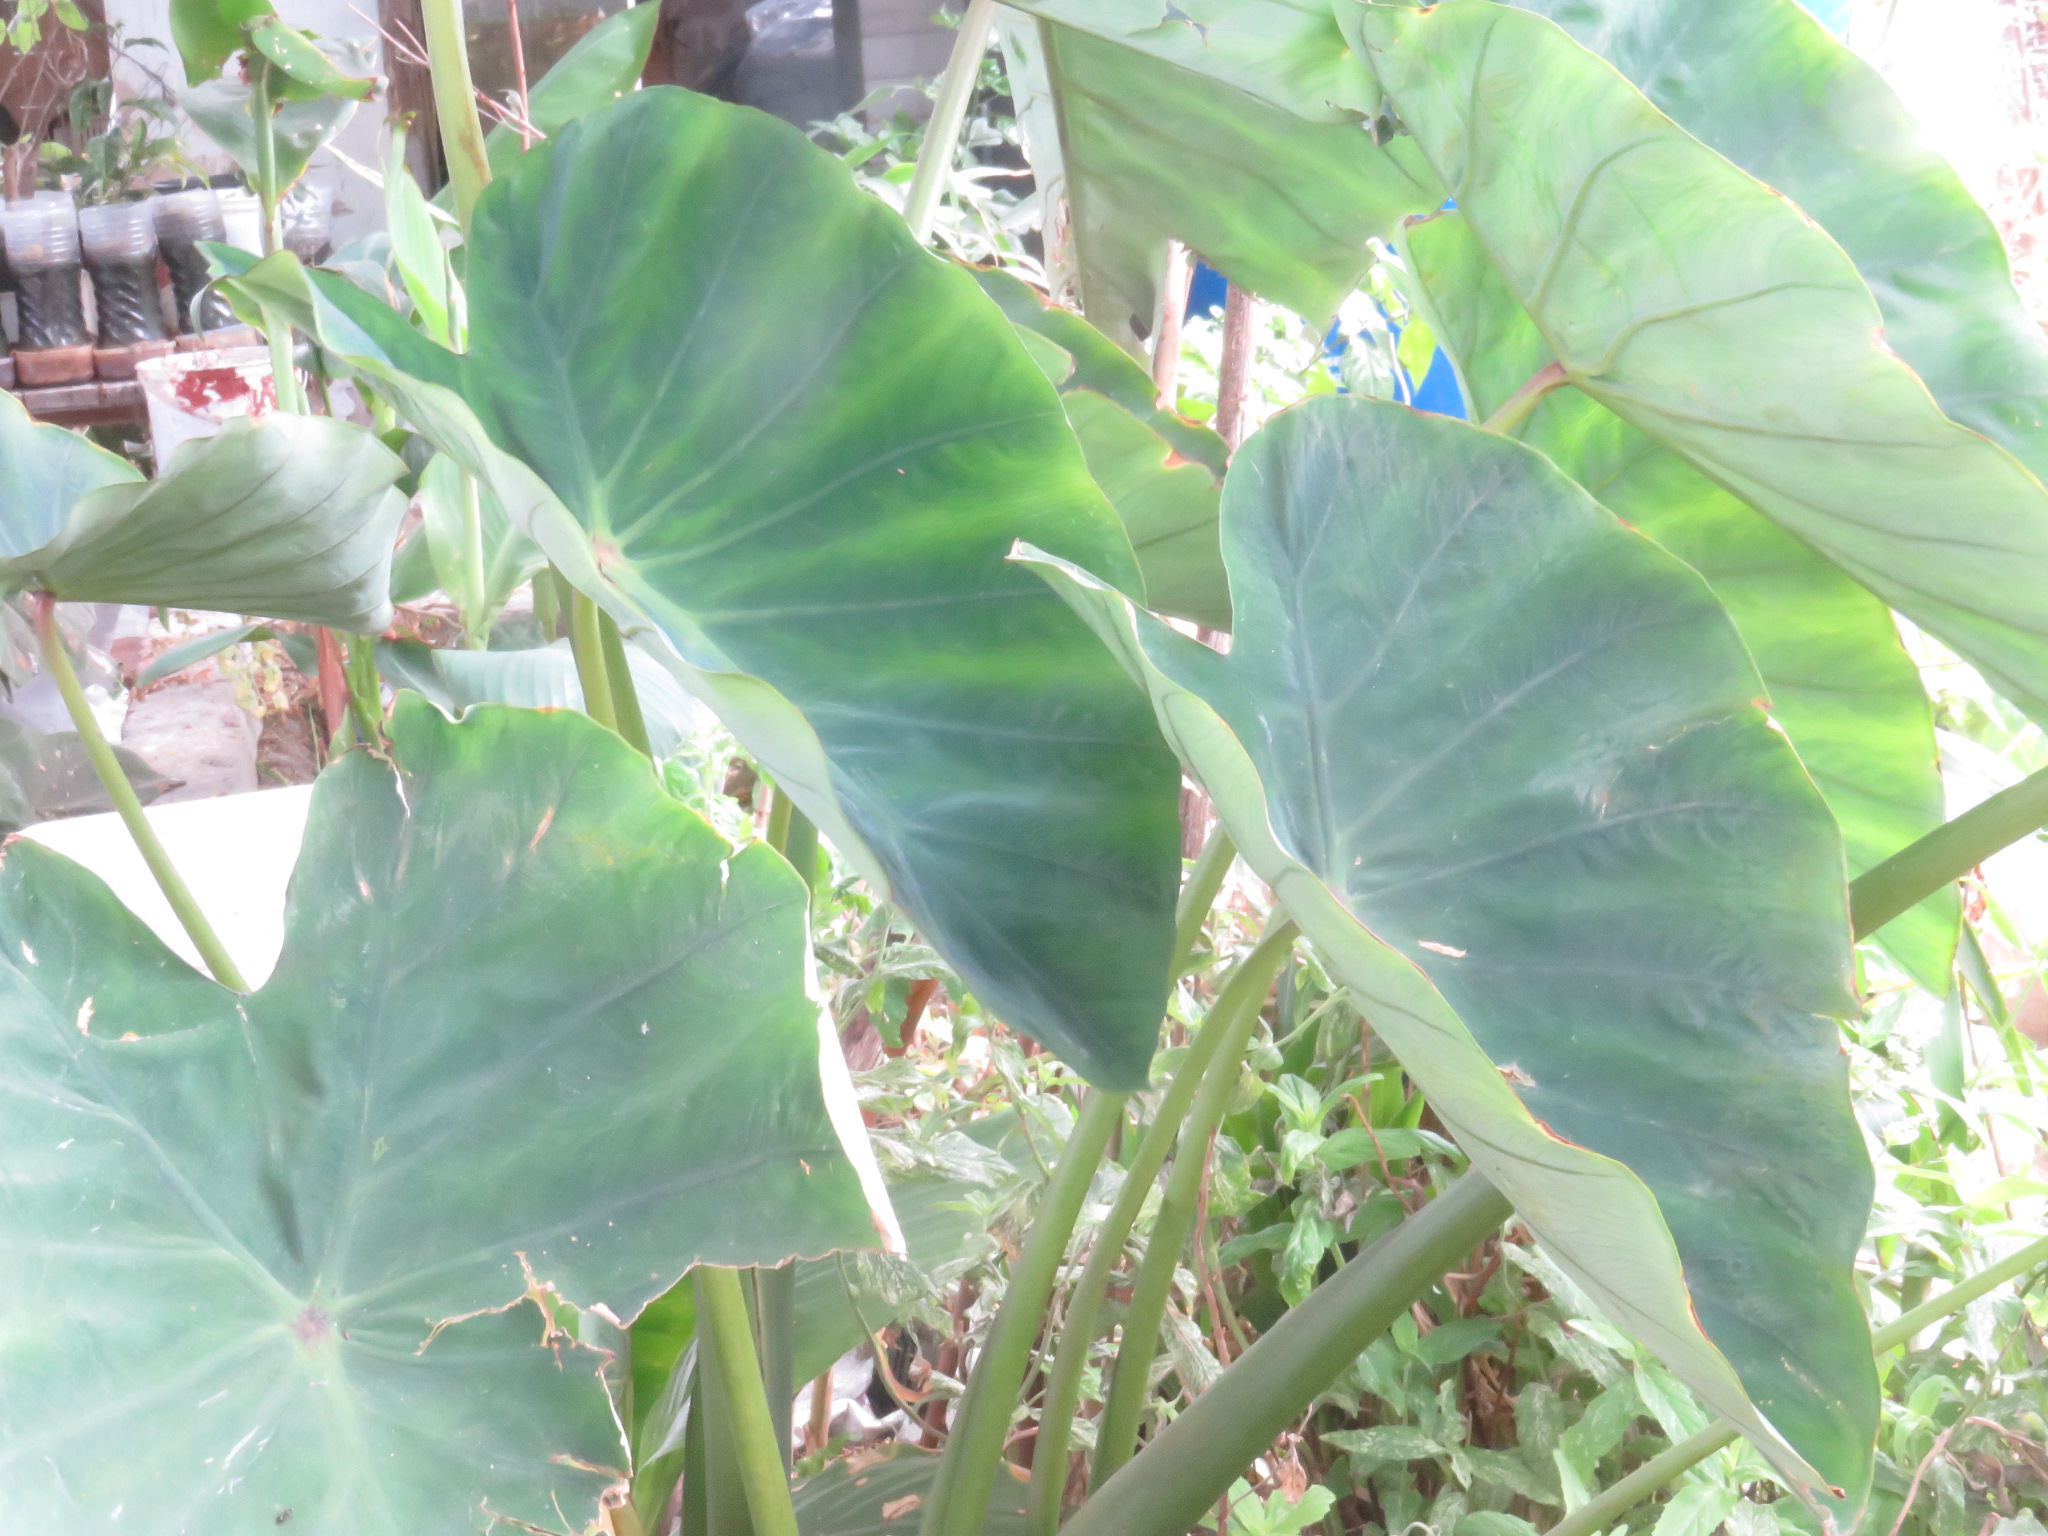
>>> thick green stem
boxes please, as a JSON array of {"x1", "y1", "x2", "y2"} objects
[
  {"x1": 693, "y1": 1267, "x2": 798, "y2": 1536},
  {"x1": 1170, "y1": 826, "x2": 1236, "y2": 977},
  {"x1": 921, "y1": 1087, "x2": 1130, "y2": 1536},
  {"x1": 596, "y1": 610, "x2": 651, "y2": 759},
  {"x1": 258, "y1": 301, "x2": 307, "y2": 415},
  {"x1": 754, "y1": 1263, "x2": 796, "y2": 1472},
  {"x1": 1064, "y1": 1173, "x2": 1512, "y2": 1536},
  {"x1": 458, "y1": 469, "x2": 488, "y2": 647},
  {"x1": 1026, "y1": 917, "x2": 1297, "y2": 1536},
  {"x1": 246, "y1": 62, "x2": 308, "y2": 415},
  {"x1": 690, "y1": 1325, "x2": 753, "y2": 1536},
  {"x1": 1092, "y1": 921, "x2": 1299, "y2": 1487},
  {"x1": 1542, "y1": 1233, "x2": 2048, "y2": 1536},
  {"x1": 765, "y1": 787, "x2": 820, "y2": 896},
  {"x1": 344, "y1": 633, "x2": 384, "y2": 746},
  {"x1": 34, "y1": 597, "x2": 250, "y2": 992},
  {"x1": 566, "y1": 582, "x2": 618, "y2": 734},
  {"x1": 1543, "y1": 1424, "x2": 1740, "y2": 1536},
  {"x1": 418, "y1": 0, "x2": 492, "y2": 235},
  {"x1": 677, "y1": 1352, "x2": 711, "y2": 1536},
  {"x1": 1850, "y1": 765, "x2": 2048, "y2": 940},
  {"x1": 1875, "y1": 1233, "x2": 2048, "y2": 1349},
  {"x1": 901, "y1": 0, "x2": 997, "y2": 243},
  {"x1": 250, "y1": 61, "x2": 282, "y2": 255}
]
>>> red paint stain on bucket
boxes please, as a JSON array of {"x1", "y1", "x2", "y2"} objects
[{"x1": 170, "y1": 362, "x2": 275, "y2": 417}]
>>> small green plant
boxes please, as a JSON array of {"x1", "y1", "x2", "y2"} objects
[{"x1": 35, "y1": 32, "x2": 196, "y2": 202}]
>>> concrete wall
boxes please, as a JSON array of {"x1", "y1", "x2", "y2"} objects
[{"x1": 859, "y1": 0, "x2": 959, "y2": 114}]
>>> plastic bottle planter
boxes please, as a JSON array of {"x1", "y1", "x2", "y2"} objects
[
  {"x1": 0, "y1": 195, "x2": 93, "y2": 387},
  {"x1": 153, "y1": 188, "x2": 244, "y2": 345},
  {"x1": 78, "y1": 200, "x2": 174, "y2": 380},
  {"x1": 280, "y1": 183, "x2": 334, "y2": 267}
]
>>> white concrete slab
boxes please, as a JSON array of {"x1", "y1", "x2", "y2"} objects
[{"x1": 20, "y1": 784, "x2": 313, "y2": 987}]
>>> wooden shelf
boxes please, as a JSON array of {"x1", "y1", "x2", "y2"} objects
[{"x1": 5, "y1": 379, "x2": 149, "y2": 428}]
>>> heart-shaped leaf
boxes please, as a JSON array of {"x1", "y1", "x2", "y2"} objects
[
  {"x1": 0, "y1": 699, "x2": 887, "y2": 1534},
  {"x1": 1022, "y1": 396, "x2": 1876, "y2": 1504},
  {"x1": 1406, "y1": 210, "x2": 1955, "y2": 988},
  {"x1": 1345, "y1": 0, "x2": 2048, "y2": 733},
  {"x1": 258, "y1": 90, "x2": 1186, "y2": 1089},
  {"x1": 1005, "y1": 1, "x2": 1441, "y2": 327},
  {"x1": 0, "y1": 399, "x2": 407, "y2": 631}
]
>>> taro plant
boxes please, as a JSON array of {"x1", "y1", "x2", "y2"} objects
[{"x1": 4, "y1": 1, "x2": 2048, "y2": 1534}]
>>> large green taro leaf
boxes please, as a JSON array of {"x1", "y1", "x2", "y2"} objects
[
  {"x1": 0, "y1": 700, "x2": 884, "y2": 1535},
  {"x1": 1021, "y1": 396, "x2": 1876, "y2": 1503},
  {"x1": 1406, "y1": 212, "x2": 1956, "y2": 989},
  {"x1": 1346, "y1": 0, "x2": 2048, "y2": 731},
  {"x1": 317, "y1": 88, "x2": 1184, "y2": 1090},
  {"x1": 1513, "y1": 0, "x2": 2048, "y2": 484},
  {"x1": 973, "y1": 266, "x2": 1231, "y2": 628},
  {"x1": 0, "y1": 393, "x2": 407, "y2": 631},
  {"x1": 1005, "y1": 1, "x2": 1441, "y2": 329}
]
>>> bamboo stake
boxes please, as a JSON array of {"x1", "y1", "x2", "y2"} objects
[
  {"x1": 902, "y1": 0, "x2": 997, "y2": 243},
  {"x1": 1152, "y1": 240, "x2": 1191, "y2": 410},
  {"x1": 1213, "y1": 284, "x2": 1256, "y2": 451}
]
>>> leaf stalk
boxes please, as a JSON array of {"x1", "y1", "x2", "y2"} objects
[
  {"x1": 692, "y1": 1266, "x2": 800, "y2": 1536},
  {"x1": 566, "y1": 579, "x2": 619, "y2": 734},
  {"x1": 1091, "y1": 918, "x2": 1298, "y2": 1486},
  {"x1": 344, "y1": 633, "x2": 384, "y2": 747},
  {"x1": 596, "y1": 610, "x2": 651, "y2": 759},
  {"x1": 1026, "y1": 916, "x2": 1296, "y2": 1536},
  {"x1": 32, "y1": 595, "x2": 250, "y2": 992},
  {"x1": 1849, "y1": 765, "x2": 2048, "y2": 940},
  {"x1": 1170, "y1": 826, "x2": 1236, "y2": 977},
  {"x1": 1480, "y1": 360, "x2": 1568, "y2": 436},
  {"x1": 1061, "y1": 1172, "x2": 1514, "y2": 1536},
  {"x1": 920, "y1": 1085, "x2": 1129, "y2": 1536}
]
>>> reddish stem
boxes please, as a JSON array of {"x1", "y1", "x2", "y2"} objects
[{"x1": 315, "y1": 627, "x2": 349, "y2": 746}]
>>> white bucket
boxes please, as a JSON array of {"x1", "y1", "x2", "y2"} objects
[{"x1": 135, "y1": 346, "x2": 275, "y2": 467}]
